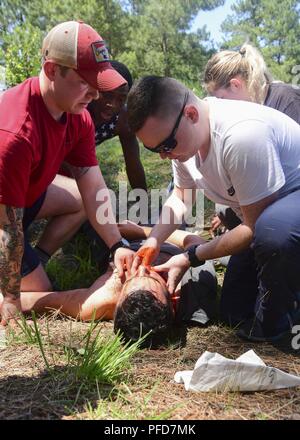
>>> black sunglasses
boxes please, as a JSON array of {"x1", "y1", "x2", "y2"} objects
[{"x1": 144, "y1": 92, "x2": 189, "y2": 154}]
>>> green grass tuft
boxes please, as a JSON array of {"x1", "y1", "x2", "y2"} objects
[{"x1": 68, "y1": 319, "x2": 146, "y2": 385}]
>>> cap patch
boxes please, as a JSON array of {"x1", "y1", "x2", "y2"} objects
[{"x1": 92, "y1": 41, "x2": 110, "y2": 63}]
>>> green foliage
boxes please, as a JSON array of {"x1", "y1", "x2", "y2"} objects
[
  {"x1": 0, "y1": 0, "x2": 222, "y2": 88},
  {"x1": 220, "y1": 0, "x2": 300, "y2": 82},
  {"x1": 46, "y1": 233, "x2": 99, "y2": 290},
  {"x1": 7, "y1": 311, "x2": 53, "y2": 371},
  {"x1": 69, "y1": 323, "x2": 145, "y2": 384},
  {"x1": 8, "y1": 311, "x2": 144, "y2": 386},
  {"x1": 7, "y1": 311, "x2": 40, "y2": 345},
  {"x1": 1, "y1": 0, "x2": 298, "y2": 87},
  {"x1": 1, "y1": 22, "x2": 42, "y2": 86},
  {"x1": 121, "y1": 0, "x2": 221, "y2": 85}
]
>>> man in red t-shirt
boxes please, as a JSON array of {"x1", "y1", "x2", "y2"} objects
[{"x1": 0, "y1": 21, "x2": 135, "y2": 325}]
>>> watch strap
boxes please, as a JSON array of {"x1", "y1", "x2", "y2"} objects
[
  {"x1": 110, "y1": 239, "x2": 131, "y2": 256},
  {"x1": 187, "y1": 244, "x2": 206, "y2": 267}
]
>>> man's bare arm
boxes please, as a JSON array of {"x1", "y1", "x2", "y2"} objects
[
  {"x1": 117, "y1": 108, "x2": 147, "y2": 190},
  {"x1": 1, "y1": 267, "x2": 120, "y2": 321},
  {"x1": 61, "y1": 163, "x2": 91, "y2": 181},
  {"x1": 194, "y1": 192, "x2": 279, "y2": 261},
  {"x1": 118, "y1": 220, "x2": 206, "y2": 250},
  {"x1": 0, "y1": 204, "x2": 24, "y2": 323}
]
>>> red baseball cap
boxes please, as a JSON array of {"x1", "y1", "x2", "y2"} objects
[{"x1": 42, "y1": 21, "x2": 127, "y2": 91}]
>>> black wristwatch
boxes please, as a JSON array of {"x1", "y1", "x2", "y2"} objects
[
  {"x1": 186, "y1": 244, "x2": 206, "y2": 267},
  {"x1": 110, "y1": 238, "x2": 131, "y2": 257}
]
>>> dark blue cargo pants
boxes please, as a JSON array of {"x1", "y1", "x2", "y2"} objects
[{"x1": 220, "y1": 190, "x2": 300, "y2": 338}]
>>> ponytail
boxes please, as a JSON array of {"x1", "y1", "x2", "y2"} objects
[{"x1": 204, "y1": 43, "x2": 272, "y2": 104}]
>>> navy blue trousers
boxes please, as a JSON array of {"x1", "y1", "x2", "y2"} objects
[
  {"x1": 220, "y1": 190, "x2": 300, "y2": 337},
  {"x1": 21, "y1": 192, "x2": 47, "y2": 277}
]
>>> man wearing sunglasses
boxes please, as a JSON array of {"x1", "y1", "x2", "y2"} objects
[{"x1": 126, "y1": 75, "x2": 300, "y2": 352}]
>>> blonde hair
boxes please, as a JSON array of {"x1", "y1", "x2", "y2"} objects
[{"x1": 203, "y1": 43, "x2": 273, "y2": 104}]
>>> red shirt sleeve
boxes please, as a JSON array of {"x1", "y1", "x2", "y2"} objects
[{"x1": 0, "y1": 131, "x2": 32, "y2": 207}]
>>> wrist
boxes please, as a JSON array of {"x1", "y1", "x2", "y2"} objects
[
  {"x1": 147, "y1": 235, "x2": 162, "y2": 248},
  {"x1": 110, "y1": 238, "x2": 131, "y2": 257},
  {"x1": 186, "y1": 244, "x2": 206, "y2": 267}
]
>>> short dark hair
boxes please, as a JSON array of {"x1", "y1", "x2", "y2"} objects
[
  {"x1": 110, "y1": 60, "x2": 133, "y2": 90},
  {"x1": 127, "y1": 76, "x2": 188, "y2": 133},
  {"x1": 113, "y1": 289, "x2": 173, "y2": 348}
]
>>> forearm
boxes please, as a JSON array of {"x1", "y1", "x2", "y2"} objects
[
  {"x1": 16, "y1": 270, "x2": 118, "y2": 321},
  {"x1": 0, "y1": 206, "x2": 24, "y2": 300},
  {"x1": 166, "y1": 230, "x2": 207, "y2": 250},
  {"x1": 195, "y1": 223, "x2": 253, "y2": 261},
  {"x1": 118, "y1": 221, "x2": 151, "y2": 240},
  {"x1": 149, "y1": 191, "x2": 190, "y2": 246},
  {"x1": 77, "y1": 167, "x2": 122, "y2": 248},
  {"x1": 12, "y1": 289, "x2": 85, "y2": 317},
  {"x1": 18, "y1": 288, "x2": 114, "y2": 321},
  {"x1": 125, "y1": 161, "x2": 147, "y2": 190},
  {"x1": 117, "y1": 221, "x2": 206, "y2": 251},
  {"x1": 195, "y1": 193, "x2": 278, "y2": 261},
  {"x1": 120, "y1": 135, "x2": 147, "y2": 190}
]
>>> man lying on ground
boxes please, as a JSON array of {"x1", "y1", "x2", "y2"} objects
[{"x1": 0, "y1": 222, "x2": 217, "y2": 347}]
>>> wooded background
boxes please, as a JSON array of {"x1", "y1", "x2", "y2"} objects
[{"x1": 0, "y1": 0, "x2": 299, "y2": 91}]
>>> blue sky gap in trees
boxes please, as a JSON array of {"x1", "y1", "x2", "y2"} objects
[{"x1": 191, "y1": 0, "x2": 235, "y2": 44}]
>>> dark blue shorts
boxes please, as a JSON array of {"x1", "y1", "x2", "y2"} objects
[{"x1": 21, "y1": 192, "x2": 47, "y2": 277}]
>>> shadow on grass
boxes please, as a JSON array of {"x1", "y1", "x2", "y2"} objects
[{"x1": 0, "y1": 366, "x2": 116, "y2": 420}]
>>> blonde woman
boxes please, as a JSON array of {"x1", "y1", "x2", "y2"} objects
[
  {"x1": 204, "y1": 43, "x2": 300, "y2": 124},
  {"x1": 204, "y1": 44, "x2": 300, "y2": 235}
]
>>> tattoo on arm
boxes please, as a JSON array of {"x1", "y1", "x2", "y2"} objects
[
  {"x1": 0, "y1": 206, "x2": 24, "y2": 300},
  {"x1": 62, "y1": 162, "x2": 91, "y2": 180}
]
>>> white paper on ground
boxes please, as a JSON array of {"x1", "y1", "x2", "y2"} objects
[{"x1": 174, "y1": 349, "x2": 300, "y2": 392}]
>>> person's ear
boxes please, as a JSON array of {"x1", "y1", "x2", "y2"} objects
[
  {"x1": 185, "y1": 104, "x2": 199, "y2": 124},
  {"x1": 228, "y1": 77, "x2": 244, "y2": 94},
  {"x1": 43, "y1": 61, "x2": 59, "y2": 81}
]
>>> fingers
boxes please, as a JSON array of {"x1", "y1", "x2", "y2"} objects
[
  {"x1": 210, "y1": 215, "x2": 223, "y2": 237},
  {"x1": 167, "y1": 272, "x2": 182, "y2": 295},
  {"x1": 138, "y1": 265, "x2": 147, "y2": 276},
  {"x1": 166, "y1": 278, "x2": 176, "y2": 295},
  {"x1": 115, "y1": 257, "x2": 124, "y2": 278},
  {"x1": 152, "y1": 263, "x2": 169, "y2": 273},
  {"x1": 113, "y1": 249, "x2": 136, "y2": 279},
  {"x1": 125, "y1": 253, "x2": 134, "y2": 277},
  {"x1": 132, "y1": 254, "x2": 142, "y2": 274}
]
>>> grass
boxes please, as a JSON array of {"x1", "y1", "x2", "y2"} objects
[
  {"x1": 46, "y1": 234, "x2": 99, "y2": 290},
  {"x1": 8, "y1": 311, "x2": 144, "y2": 387},
  {"x1": 97, "y1": 138, "x2": 173, "y2": 193},
  {"x1": 3, "y1": 312, "x2": 150, "y2": 419},
  {"x1": 2, "y1": 318, "x2": 300, "y2": 420},
  {"x1": 82, "y1": 381, "x2": 182, "y2": 420},
  {"x1": 69, "y1": 326, "x2": 145, "y2": 385}
]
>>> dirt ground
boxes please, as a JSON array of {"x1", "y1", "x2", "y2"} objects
[{"x1": 1, "y1": 317, "x2": 300, "y2": 420}]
